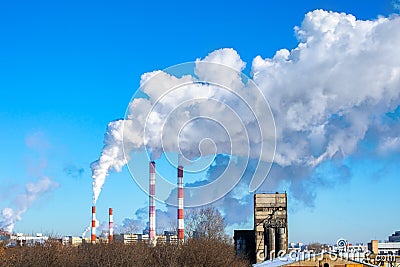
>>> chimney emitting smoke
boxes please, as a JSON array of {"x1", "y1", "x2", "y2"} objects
[
  {"x1": 149, "y1": 161, "x2": 156, "y2": 246},
  {"x1": 109, "y1": 208, "x2": 113, "y2": 243},
  {"x1": 91, "y1": 206, "x2": 96, "y2": 244},
  {"x1": 177, "y1": 165, "x2": 184, "y2": 242}
]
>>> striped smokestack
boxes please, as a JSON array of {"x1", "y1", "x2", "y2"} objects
[
  {"x1": 108, "y1": 208, "x2": 113, "y2": 243},
  {"x1": 177, "y1": 165, "x2": 184, "y2": 243},
  {"x1": 149, "y1": 161, "x2": 156, "y2": 246},
  {"x1": 91, "y1": 206, "x2": 96, "y2": 244}
]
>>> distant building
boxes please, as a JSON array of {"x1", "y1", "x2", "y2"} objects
[
  {"x1": 289, "y1": 242, "x2": 306, "y2": 251},
  {"x1": 99, "y1": 237, "x2": 109, "y2": 244},
  {"x1": 164, "y1": 231, "x2": 178, "y2": 244},
  {"x1": 114, "y1": 233, "x2": 148, "y2": 244},
  {"x1": 368, "y1": 240, "x2": 400, "y2": 255},
  {"x1": 367, "y1": 231, "x2": 400, "y2": 256},
  {"x1": 234, "y1": 230, "x2": 255, "y2": 263},
  {"x1": 0, "y1": 230, "x2": 11, "y2": 241},
  {"x1": 9, "y1": 233, "x2": 48, "y2": 246},
  {"x1": 114, "y1": 232, "x2": 177, "y2": 245},
  {"x1": 156, "y1": 235, "x2": 167, "y2": 244},
  {"x1": 62, "y1": 236, "x2": 83, "y2": 246},
  {"x1": 389, "y1": 231, "x2": 400, "y2": 243}
]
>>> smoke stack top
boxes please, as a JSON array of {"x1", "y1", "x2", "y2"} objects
[{"x1": 150, "y1": 161, "x2": 155, "y2": 173}]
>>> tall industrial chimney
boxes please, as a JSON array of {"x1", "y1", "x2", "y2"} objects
[
  {"x1": 149, "y1": 161, "x2": 156, "y2": 246},
  {"x1": 108, "y1": 208, "x2": 113, "y2": 243},
  {"x1": 91, "y1": 206, "x2": 96, "y2": 244},
  {"x1": 177, "y1": 165, "x2": 184, "y2": 243}
]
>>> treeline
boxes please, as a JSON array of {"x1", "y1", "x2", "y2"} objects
[{"x1": 0, "y1": 238, "x2": 250, "y2": 267}]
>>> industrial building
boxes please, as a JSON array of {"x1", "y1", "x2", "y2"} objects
[
  {"x1": 7, "y1": 233, "x2": 49, "y2": 247},
  {"x1": 61, "y1": 231, "x2": 178, "y2": 246},
  {"x1": 368, "y1": 240, "x2": 400, "y2": 255},
  {"x1": 114, "y1": 233, "x2": 149, "y2": 244},
  {"x1": 254, "y1": 193, "x2": 288, "y2": 262},
  {"x1": 155, "y1": 231, "x2": 179, "y2": 245},
  {"x1": 113, "y1": 232, "x2": 178, "y2": 245},
  {"x1": 234, "y1": 192, "x2": 288, "y2": 264},
  {"x1": 62, "y1": 236, "x2": 85, "y2": 246},
  {"x1": 364, "y1": 230, "x2": 400, "y2": 256},
  {"x1": 389, "y1": 231, "x2": 400, "y2": 243}
]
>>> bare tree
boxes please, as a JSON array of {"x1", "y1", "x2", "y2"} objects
[{"x1": 185, "y1": 206, "x2": 226, "y2": 241}]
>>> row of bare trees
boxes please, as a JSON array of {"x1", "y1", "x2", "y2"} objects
[
  {"x1": 0, "y1": 238, "x2": 249, "y2": 266},
  {"x1": 0, "y1": 207, "x2": 250, "y2": 266}
]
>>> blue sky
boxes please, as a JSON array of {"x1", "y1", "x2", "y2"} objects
[{"x1": 0, "y1": 0, "x2": 399, "y2": 244}]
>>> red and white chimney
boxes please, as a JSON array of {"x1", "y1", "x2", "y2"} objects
[
  {"x1": 149, "y1": 161, "x2": 156, "y2": 246},
  {"x1": 177, "y1": 165, "x2": 184, "y2": 243},
  {"x1": 91, "y1": 206, "x2": 96, "y2": 244},
  {"x1": 108, "y1": 208, "x2": 113, "y2": 243}
]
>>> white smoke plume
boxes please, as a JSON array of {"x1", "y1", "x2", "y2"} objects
[
  {"x1": 92, "y1": 49, "x2": 275, "y2": 204},
  {"x1": 81, "y1": 226, "x2": 90, "y2": 238},
  {"x1": 91, "y1": 120, "x2": 127, "y2": 204},
  {"x1": 91, "y1": 10, "x2": 400, "y2": 208},
  {"x1": 0, "y1": 176, "x2": 58, "y2": 233}
]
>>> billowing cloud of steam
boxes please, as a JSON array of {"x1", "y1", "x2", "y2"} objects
[
  {"x1": 91, "y1": 53, "x2": 276, "y2": 205},
  {"x1": 91, "y1": 10, "x2": 400, "y2": 210},
  {"x1": 0, "y1": 176, "x2": 58, "y2": 233},
  {"x1": 252, "y1": 10, "x2": 400, "y2": 169}
]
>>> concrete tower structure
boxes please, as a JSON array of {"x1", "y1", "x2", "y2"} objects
[{"x1": 254, "y1": 193, "x2": 288, "y2": 263}]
